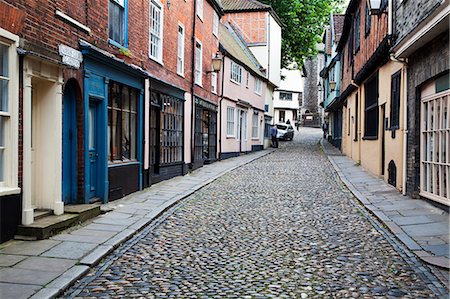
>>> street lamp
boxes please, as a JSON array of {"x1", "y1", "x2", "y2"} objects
[
  {"x1": 329, "y1": 81, "x2": 336, "y2": 91},
  {"x1": 367, "y1": 0, "x2": 385, "y2": 15},
  {"x1": 207, "y1": 52, "x2": 223, "y2": 73}
]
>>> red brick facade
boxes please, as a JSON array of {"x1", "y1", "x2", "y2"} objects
[{"x1": 222, "y1": 11, "x2": 267, "y2": 45}]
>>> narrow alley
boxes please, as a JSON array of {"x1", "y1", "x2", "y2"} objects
[{"x1": 63, "y1": 128, "x2": 447, "y2": 298}]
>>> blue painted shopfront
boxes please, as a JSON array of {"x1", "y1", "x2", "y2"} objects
[{"x1": 81, "y1": 45, "x2": 144, "y2": 203}]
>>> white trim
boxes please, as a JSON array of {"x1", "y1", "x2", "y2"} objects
[
  {"x1": 197, "y1": 0, "x2": 204, "y2": 21},
  {"x1": 394, "y1": 5, "x2": 450, "y2": 58},
  {"x1": 0, "y1": 187, "x2": 20, "y2": 196},
  {"x1": 177, "y1": 23, "x2": 185, "y2": 76},
  {"x1": 149, "y1": 0, "x2": 164, "y2": 63},
  {"x1": 55, "y1": 10, "x2": 91, "y2": 33},
  {"x1": 195, "y1": 39, "x2": 203, "y2": 86},
  {"x1": 213, "y1": 11, "x2": 219, "y2": 37}
]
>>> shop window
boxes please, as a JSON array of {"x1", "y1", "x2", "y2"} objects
[
  {"x1": 195, "y1": 41, "x2": 202, "y2": 86},
  {"x1": 280, "y1": 92, "x2": 292, "y2": 101},
  {"x1": 161, "y1": 94, "x2": 183, "y2": 164},
  {"x1": 177, "y1": 24, "x2": 184, "y2": 75},
  {"x1": 226, "y1": 107, "x2": 235, "y2": 137},
  {"x1": 108, "y1": 0, "x2": 127, "y2": 47},
  {"x1": 364, "y1": 73, "x2": 379, "y2": 139},
  {"x1": 230, "y1": 61, "x2": 242, "y2": 84},
  {"x1": 194, "y1": 104, "x2": 217, "y2": 161},
  {"x1": 252, "y1": 113, "x2": 259, "y2": 139},
  {"x1": 0, "y1": 31, "x2": 19, "y2": 192},
  {"x1": 108, "y1": 82, "x2": 138, "y2": 162},
  {"x1": 390, "y1": 71, "x2": 401, "y2": 129},
  {"x1": 150, "y1": 0, "x2": 163, "y2": 62}
]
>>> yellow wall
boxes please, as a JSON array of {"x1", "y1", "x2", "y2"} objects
[{"x1": 342, "y1": 61, "x2": 405, "y2": 191}]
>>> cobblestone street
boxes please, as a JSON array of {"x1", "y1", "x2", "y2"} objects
[{"x1": 65, "y1": 129, "x2": 445, "y2": 298}]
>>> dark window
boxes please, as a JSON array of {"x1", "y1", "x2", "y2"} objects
[
  {"x1": 160, "y1": 94, "x2": 183, "y2": 164},
  {"x1": 108, "y1": 0, "x2": 125, "y2": 45},
  {"x1": 108, "y1": 81, "x2": 138, "y2": 162},
  {"x1": 364, "y1": 73, "x2": 379, "y2": 138},
  {"x1": 381, "y1": 0, "x2": 388, "y2": 11},
  {"x1": 194, "y1": 105, "x2": 217, "y2": 161},
  {"x1": 355, "y1": 11, "x2": 360, "y2": 52},
  {"x1": 279, "y1": 92, "x2": 293, "y2": 101},
  {"x1": 365, "y1": 3, "x2": 371, "y2": 36},
  {"x1": 264, "y1": 104, "x2": 269, "y2": 112},
  {"x1": 354, "y1": 93, "x2": 359, "y2": 141},
  {"x1": 390, "y1": 71, "x2": 401, "y2": 129},
  {"x1": 348, "y1": 29, "x2": 354, "y2": 64},
  {"x1": 279, "y1": 110, "x2": 285, "y2": 122},
  {"x1": 348, "y1": 108, "x2": 351, "y2": 136}
]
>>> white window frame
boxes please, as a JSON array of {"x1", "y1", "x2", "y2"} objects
[
  {"x1": 149, "y1": 0, "x2": 164, "y2": 63},
  {"x1": 230, "y1": 61, "x2": 242, "y2": 85},
  {"x1": 246, "y1": 72, "x2": 249, "y2": 88},
  {"x1": 213, "y1": 12, "x2": 219, "y2": 37},
  {"x1": 420, "y1": 89, "x2": 450, "y2": 205},
  {"x1": 177, "y1": 23, "x2": 185, "y2": 76},
  {"x1": 0, "y1": 28, "x2": 20, "y2": 195},
  {"x1": 195, "y1": 40, "x2": 203, "y2": 86},
  {"x1": 254, "y1": 78, "x2": 262, "y2": 95},
  {"x1": 197, "y1": 0, "x2": 204, "y2": 20},
  {"x1": 211, "y1": 66, "x2": 217, "y2": 94},
  {"x1": 226, "y1": 107, "x2": 235, "y2": 137},
  {"x1": 252, "y1": 113, "x2": 259, "y2": 139}
]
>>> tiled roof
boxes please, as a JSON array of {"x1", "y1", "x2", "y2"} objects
[
  {"x1": 219, "y1": 23, "x2": 266, "y2": 79},
  {"x1": 333, "y1": 14, "x2": 345, "y2": 44},
  {"x1": 222, "y1": 0, "x2": 271, "y2": 11}
]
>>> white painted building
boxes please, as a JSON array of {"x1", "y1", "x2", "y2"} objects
[{"x1": 273, "y1": 66, "x2": 304, "y2": 126}]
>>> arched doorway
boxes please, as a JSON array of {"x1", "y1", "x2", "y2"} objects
[{"x1": 62, "y1": 79, "x2": 81, "y2": 204}]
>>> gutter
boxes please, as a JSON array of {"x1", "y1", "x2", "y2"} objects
[{"x1": 190, "y1": 0, "x2": 198, "y2": 168}]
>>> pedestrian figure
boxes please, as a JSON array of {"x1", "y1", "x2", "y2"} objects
[
  {"x1": 296, "y1": 121, "x2": 300, "y2": 131},
  {"x1": 270, "y1": 124, "x2": 278, "y2": 148},
  {"x1": 322, "y1": 122, "x2": 329, "y2": 139}
]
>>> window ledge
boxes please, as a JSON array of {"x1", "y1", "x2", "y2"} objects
[
  {"x1": 362, "y1": 136, "x2": 378, "y2": 140},
  {"x1": 108, "y1": 39, "x2": 126, "y2": 49},
  {"x1": 149, "y1": 56, "x2": 164, "y2": 66},
  {"x1": 230, "y1": 79, "x2": 241, "y2": 86},
  {"x1": 226, "y1": 136, "x2": 235, "y2": 139},
  {"x1": 0, "y1": 187, "x2": 21, "y2": 196}
]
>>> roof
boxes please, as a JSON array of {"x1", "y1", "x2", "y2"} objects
[
  {"x1": 222, "y1": 0, "x2": 283, "y2": 26},
  {"x1": 207, "y1": 0, "x2": 225, "y2": 15},
  {"x1": 222, "y1": 0, "x2": 271, "y2": 11},
  {"x1": 333, "y1": 14, "x2": 345, "y2": 44},
  {"x1": 219, "y1": 23, "x2": 267, "y2": 79}
]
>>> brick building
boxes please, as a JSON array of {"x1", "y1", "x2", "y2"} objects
[
  {"x1": 338, "y1": 0, "x2": 405, "y2": 192},
  {"x1": 0, "y1": 0, "x2": 224, "y2": 243},
  {"x1": 392, "y1": 0, "x2": 449, "y2": 206}
]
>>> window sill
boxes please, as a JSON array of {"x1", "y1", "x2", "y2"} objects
[
  {"x1": 226, "y1": 136, "x2": 235, "y2": 139},
  {"x1": 195, "y1": 82, "x2": 203, "y2": 88},
  {"x1": 230, "y1": 79, "x2": 241, "y2": 86},
  {"x1": 251, "y1": 138, "x2": 259, "y2": 141},
  {"x1": 0, "y1": 187, "x2": 21, "y2": 196},
  {"x1": 108, "y1": 160, "x2": 140, "y2": 168},
  {"x1": 108, "y1": 39, "x2": 126, "y2": 50},
  {"x1": 149, "y1": 56, "x2": 164, "y2": 66},
  {"x1": 362, "y1": 136, "x2": 378, "y2": 140},
  {"x1": 177, "y1": 72, "x2": 185, "y2": 78}
]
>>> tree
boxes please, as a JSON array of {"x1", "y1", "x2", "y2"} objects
[{"x1": 260, "y1": 0, "x2": 344, "y2": 68}]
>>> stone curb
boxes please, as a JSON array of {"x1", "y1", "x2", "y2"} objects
[
  {"x1": 320, "y1": 139, "x2": 450, "y2": 270},
  {"x1": 37, "y1": 149, "x2": 275, "y2": 299}
]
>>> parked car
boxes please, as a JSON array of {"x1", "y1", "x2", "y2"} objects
[{"x1": 276, "y1": 123, "x2": 294, "y2": 141}]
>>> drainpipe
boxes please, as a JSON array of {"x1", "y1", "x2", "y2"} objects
[
  {"x1": 218, "y1": 54, "x2": 225, "y2": 159},
  {"x1": 190, "y1": 0, "x2": 198, "y2": 168},
  {"x1": 391, "y1": 55, "x2": 408, "y2": 195}
]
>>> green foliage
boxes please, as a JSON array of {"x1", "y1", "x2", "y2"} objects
[{"x1": 260, "y1": 0, "x2": 345, "y2": 68}]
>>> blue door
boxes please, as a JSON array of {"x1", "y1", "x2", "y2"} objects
[
  {"x1": 62, "y1": 82, "x2": 77, "y2": 204},
  {"x1": 88, "y1": 101, "x2": 99, "y2": 199}
]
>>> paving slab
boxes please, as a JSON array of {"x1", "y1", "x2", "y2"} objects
[
  {"x1": 0, "y1": 282, "x2": 40, "y2": 299},
  {"x1": 41, "y1": 241, "x2": 97, "y2": 259},
  {"x1": 0, "y1": 240, "x2": 61, "y2": 256},
  {"x1": 13, "y1": 256, "x2": 76, "y2": 272},
  {"x1": 0, "y1": 254, "x2": 27, "y2": 267},
  {"x1": 0, "y1": 267, "x2": 60, "y2": 285}
]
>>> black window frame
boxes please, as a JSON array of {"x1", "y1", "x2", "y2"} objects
[
  {"x1": 363, "y1": 73, "x2": 379, "y2": 139},
  {"x1": 390, "y1": 71, "x2": 401, "y2": 130},
  {"x1": 355, "y1": 10, "x2": 361, "y2": 53},
  {"x1": 365, "y1": 3, "x2": 371, "y2": 37}
]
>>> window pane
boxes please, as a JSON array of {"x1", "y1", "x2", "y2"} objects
[
  {"x1": 130, "y1": 88, "x2": 137, "y2": 112},
  {"x1": 122, "y1": 86, "x2": 130, "y2": 111},
  {"x1": 0, "y1": 148, "x2": 3, "y2": 182},
  {"x1": 0, "y1": 79, "x2": 7, "y2": 112},
  {"x1": 122, "y1": 111, "x2": 130, "y2": 159},
  {"x1": 131, "y1": 112, "x2": 136, "y2": 160},
  {"x1": 113, "y1": 109, "x2": 121, "y2": 160},
  {"x1": 0, "y1": 44, "x2": 8, "y2": 77}
]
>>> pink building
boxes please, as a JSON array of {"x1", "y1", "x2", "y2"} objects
[{"x1": 218, "y1": 23, "x2": 268, "y2": 158}]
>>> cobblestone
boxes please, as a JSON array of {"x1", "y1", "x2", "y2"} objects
[{"x1": 64, "y1": 128, "x2": 445, "y2": 298}]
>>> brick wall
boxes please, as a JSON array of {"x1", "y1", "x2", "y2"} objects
[
  {"x1": 340, "y1": 0, "x2": 389, "y2": 93},
  {"x1": 406, "y1": 32, "x2": 449, "y2": 198},
  {"x1": 393, "y1": 0, "x2": 441, "y2": 47},
  {"x1": 222, "y1": 11, "x2": 267, "y2": 45}
]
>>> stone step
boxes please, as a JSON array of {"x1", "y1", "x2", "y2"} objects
[
  {"x1": 16, "y1": 204, "x2": 102, "y2": 240},
  {"x1": 34, "y1": 209, "x2": 53, "y2": 220}
]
